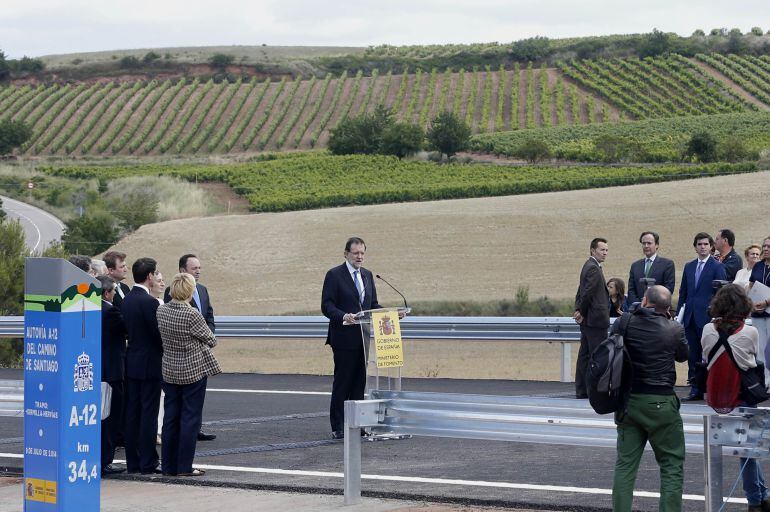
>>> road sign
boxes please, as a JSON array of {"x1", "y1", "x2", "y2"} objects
[{"x1": 24, "y1": 258, "x2": 101, "y2": 511}]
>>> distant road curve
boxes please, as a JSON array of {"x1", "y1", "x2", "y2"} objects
[{"x1": 0, "y1": 195, "x2": 65, "y2": 253}]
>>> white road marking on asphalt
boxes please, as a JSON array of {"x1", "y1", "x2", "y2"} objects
[
  {"x1": 6, "y1": 207, "x2": 42, "y2": 252},
  {"x1": 207, "y1": 388, "x2": 331, "y2": 396},
  {"x1": 0, "y1": 452, "x2": 747, "y2": 504}
]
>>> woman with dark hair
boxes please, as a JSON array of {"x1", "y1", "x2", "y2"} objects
[
  {"x1": 607, "y1": 277, "x2": 630, "y2": 317},
  {"x1": 701, "y1": 284, "x2": 768, "y2": 511}
]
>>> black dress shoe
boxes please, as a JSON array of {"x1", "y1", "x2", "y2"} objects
[
  {"x1": 140, "y1": 467, "x2": 163, "y2": 475},
  {"x1": 681, "y1": 393, "x2": 704, "y2": 402},
  {"x1": 576, "y1": 393, "x2": 588, "y2": 399},
  {"x1": 331, "y1": 430, "x2": 344, "y2": 439},
  {"x1": 102, "y1": 464, "x2": 125, "y2": 476},
  {"x1": 197, "y1": 431, "x2": 216, "y2": 441}
]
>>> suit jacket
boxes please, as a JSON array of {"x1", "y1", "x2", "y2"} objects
[
  {"x1": 322, "y1": 263, "x2": 381, "y2": 350},
  {"x1": 156, "y1": 302, "x2": 220, "y2": 385},
  {"x1": 122, "y1": 286, "x2": 163, "y2": 380},
  {"x1": 721, "y1": 249, "x2": 743, "y2": 282},
  {"x1": 574, "y1": 257, "x2": 610, "y2": 329},
  {"x1": 627, "y1": 255, "x2": 676, "y2": 304},
  {"x1": 164, "y1": 282, "x2": 215, "y2": 334},
  {"x1": 101, "y1": 301, "x2": 127, "y2": 382},
  {"x1": 111, "y1": 282, "x2": 131, "y2": 309},
  {"x1": 677, "y1": 256, "x2": 726, "y2": 329}
]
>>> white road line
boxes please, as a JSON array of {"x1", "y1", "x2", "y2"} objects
[
  {"x1": 0, "y1": 453, "x2": 747, "y2": 504},
  {"x1": 7, "y1": 207, "x2": 42, "y2": 252},
  {"x1": 207, "y1": 388, "x2": 331, "y2": 396}
]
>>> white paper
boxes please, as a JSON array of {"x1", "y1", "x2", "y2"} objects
[
  {"x1": 676, "y1": 303, "x2": 686, "y2": 324},
  {"x1": 748, "y1": 281, "x2": 770, "y2": 314}
]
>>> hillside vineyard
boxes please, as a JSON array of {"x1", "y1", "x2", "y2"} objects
[{"x1": 1, "y1": 53, "x2": 766, "y2": 156}]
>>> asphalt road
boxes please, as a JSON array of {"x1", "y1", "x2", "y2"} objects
[
  {"x1": 0, "y1": 369, "x2": 753, "y2": 511},
  {"x1": 0, "y1": 195, "x2": 64, "y2": 253}
]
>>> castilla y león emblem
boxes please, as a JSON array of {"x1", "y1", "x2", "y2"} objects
[
  {"x1": 73, "y1": 352, "x2": 93, "y2": 392},
  {"x1": 378, "y1": 315, "x2": 395, "y2": 336}
]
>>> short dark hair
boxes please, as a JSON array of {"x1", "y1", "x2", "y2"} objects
[
  {"x1": 103, "y1": 251, "x2": 127, "y2": 270},
  {"x1": 693, "y1": 232, "x2": 714, "y2": 248},
  {"x1": 710, "y1": 284, "x2": 752, "y2": 320},
  {"x1": 639, "y1": 231, "x2": 659, "y2": 245},
  {"x1": 590, "y1": 237, "x2": 607, "y2": 251},
  {"x1": 718, "y1": 229, "x2": 735, "y2": 247},
  {"x1": 345, "y1": 237, "x2": 366, "y2": 252},
  {"x1": 178, "y1": 254, "x2": 197, "y2": 270},
  {"x1": 132, "y1": 257, "x2": 157, "y2": 283},
  {"x1": 96, "y1": 275, "x2": 116, "y2": 292},
  {"x1": 68, "y1": 255, "x2": 91, "y2": 273},
  {"x1": 644, "y1": 285, "x2": 671, "y2": 310}
]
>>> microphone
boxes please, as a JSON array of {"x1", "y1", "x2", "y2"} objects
[{"x1": 375, "y1": 274, "x2": 408, "y2": 309}]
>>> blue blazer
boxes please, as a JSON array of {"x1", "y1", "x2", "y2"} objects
[
  {"x1": 322, "y1": 263, "x2": 381, "y2": 351},
  {"x1": 676, "y1": 257, "x2": 726, "y2": 329}
]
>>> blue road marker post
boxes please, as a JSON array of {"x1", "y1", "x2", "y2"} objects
[{"x1": 23, "y1": 258, "x2": 101, "y2": 511}]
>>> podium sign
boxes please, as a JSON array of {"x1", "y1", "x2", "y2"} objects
[
  {"x1": 23, "y1": 258, "x2": 101, "y2": 511},
  {"x1": 371, "y1": 309, "x2": 404, "y2": 368}
]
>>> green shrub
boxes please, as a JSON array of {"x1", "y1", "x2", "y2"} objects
[
  {"x1": 518, "y1": 139, "x2": 552, "y2": 163},
  {"x1": 62, "y1": 209, "x2": 120, "y2": 256},
  {"x1": 380, "y1": 122, "x2": 423, "y2": 159},
  {"x1": 426, "y1": 111, "x2": 471, "y2": 160},
  {"x1": 684, "y1": 131, "x2": 718, "y2": 162}
]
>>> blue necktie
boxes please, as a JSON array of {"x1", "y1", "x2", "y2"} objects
[
  {"x1": 695, "y1": 260, "x2": 704, "y2": 287},
  {"x1": 192, "y1": 286, "x2": 202, "y2": 313},
  {"x1": 353, "y1": 270, "x2": 364, "y2": 304}
]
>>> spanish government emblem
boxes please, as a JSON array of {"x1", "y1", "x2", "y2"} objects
[{"x1": 73, "y1": 352, "x2": 94, "y2": 392}]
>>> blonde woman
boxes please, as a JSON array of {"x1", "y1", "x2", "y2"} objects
[
  {"x1": 156, "y1": 273, "x2": 221, "y2": 477},
  {"x1": 734, "y1": 244, "x2": 762, "y2": 290},
  {"x1": 151, "y1": 272, "x2": 166, "y2": 444}
]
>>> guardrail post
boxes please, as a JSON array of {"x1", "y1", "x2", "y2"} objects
[
  {"x1": 560, "y1": 342, "x2": 572, "y2": 383},
  {"x1": 703, "y1": 415, "x2": 723, "y2": 512},
  {"x1": 343, "y1": 401, "x2": 362, "y2": 505}
]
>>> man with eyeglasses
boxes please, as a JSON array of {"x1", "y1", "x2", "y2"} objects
[{"x1": 97, "y1": 275, "x2": 127, "y2": 476}]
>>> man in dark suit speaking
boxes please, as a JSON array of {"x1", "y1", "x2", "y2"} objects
[
  {"x1": 627, "y1": 231, "x2": 676, "y2": 305},
  {"x1": 322, "y1": 237, "x2": 381, "y2": 439},
  {"x1": 164, "y1": 254, "x2": 217, "y2": 441},
  {"x1": 574, "y1": 237, "x2": 610, "y2": 399}
]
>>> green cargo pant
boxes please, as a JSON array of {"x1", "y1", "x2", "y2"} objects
[{"x1": 612, "y1": 393, "x2": 685, "y2": 512}]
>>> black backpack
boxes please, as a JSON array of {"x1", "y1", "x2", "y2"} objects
[{"x1": 587, "y1": 313, "x2": 632, "y2": 414}]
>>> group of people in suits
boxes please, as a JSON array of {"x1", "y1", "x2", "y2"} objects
[
  {"x1": 96, "y1": 251, "x2": 219, "y2": 477},
  {"x1": 572, "y1": 228, "x2": 770, "y2": 402}
]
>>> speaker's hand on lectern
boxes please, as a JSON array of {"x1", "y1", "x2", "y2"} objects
[{"x1": 343, "y1": 313, "x2": 357, "y2": 324}]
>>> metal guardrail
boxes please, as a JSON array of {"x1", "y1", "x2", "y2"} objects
[
  {"x1": 341, "y1": 390, "x2": 744, "y2": 506},
  {"x1": 0, "y1": 315, "x2": 583, "y2": 382}
]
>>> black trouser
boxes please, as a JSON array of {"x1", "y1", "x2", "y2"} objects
[
  {"x1": 575, "y1": 324, "x2": 609, "y2": 396},
  {"x1": 101, "y1": 380, "x2": 124, "y2": 467},
  {"x1": 685, "y1": 319, "x2": 705, "y2": 394},
  {"x1": 124, "y1": 377, "x2": 161, "y2": 473},
  {"x1": 330, "y1": 348, "x2": 367, "y2": 432},
  {"x1": 161, "y1": 377, "x2": 207, "y2": 475}
]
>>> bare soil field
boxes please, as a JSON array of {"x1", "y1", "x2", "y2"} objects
[{"x1": 109, "y1": 172, "x2": 768, "y2": 380}]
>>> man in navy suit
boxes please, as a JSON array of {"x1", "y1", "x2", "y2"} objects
[
  {"x1": 97, "y1": 275, "x2": 127, "y2": 476},
  {"x1": 573, "y1": 237, "x2": 610, "y2": 399},
  {"x1": 322, "y1": 237, "x2": 381, "y2": 438},
  {"x1": 677, "y1": 232, "x2": 726, "y2": 401},
  {"x1": 122, "y1": 257, "x2": 163, "y2": 474},
  {"x1": 104, "y1": 251, "x2": 131, "y2": 309},
  {"x1": 627, "y1": 232, "x2": 676, "y2": 305},
  {"x1": 164, "y1": 254, "x2": 217, "y2": 441}
]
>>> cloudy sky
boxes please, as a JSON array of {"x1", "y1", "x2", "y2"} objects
[{"x1": 2, "y1": 0, "x2": 769, "y2": 58}]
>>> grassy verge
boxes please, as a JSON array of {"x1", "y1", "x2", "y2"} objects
[{"x1": 40, "y1": 154, "x2": 758, "y2": 212}]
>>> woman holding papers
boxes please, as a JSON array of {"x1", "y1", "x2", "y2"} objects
[
  {"x1": 735, "y1": 244, "x2": 762, "y2": 290},
  {"x1": 749, "y1": 237, "x2": 770, "y2": 384}
]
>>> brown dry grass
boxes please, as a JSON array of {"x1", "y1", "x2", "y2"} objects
[{"x1": 109, "y1": 172, "x2": 769, "y2": 380}]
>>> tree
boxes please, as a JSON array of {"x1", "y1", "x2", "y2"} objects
[
  {"x1": 692, "y1": 29, "x2": 706, "y2": 37},
  {"x1": 426, "y1": 111, "x2": 471, "y2": 160},
  {"x1": 718, "y1": 136, "x2": 749, "y2": 162},
  {"x1": 0, "y1": 198, "x2": 5, "y2": 222},
  {"x1": 684, "y1": 132, "x2": 717, "y2": 162},
  {"x1": 61, "y1": 209, "x2": 119, "y2": 256},
  {"x1": 639, "y1": 29, "x2": 672, "y2": 58},
  {"x1": 0, "y1": 119, "x2": 32, "y2": 155},
  {"x1": 0, "y1": 50, "x2": 10, "y2": 81},
  {"x1": 328, "y1": 106, "x2": 392, "y2": 155},
  {"x1": 119, "y1": 56, "x2": 141, "y2": 69},
  {"x1": 517, "y1": 139, "x2": 552, "y2": 163},
  {"x1": 751, "y1": 27, "x2": 764, "y2": 36},
  {"x1": 380, "y1": 122, "x2": 423, "y2": 159},
  {"x1": 0, "y1": 218, "x2": 26, "y2": 315},
  {"x1": 143, "y1": 51, "x2": 161, "y2": 63},
  {"x1": 210, "y1": 53, "x2": 235, "y2": 69}
]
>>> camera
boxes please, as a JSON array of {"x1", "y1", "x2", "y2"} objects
[
  {"x1": 712, "y1": 280, "x2": 730, "y2": 290},
  {"x1": 638, "y1": 277, "x2": 656, "y2": 294}
]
